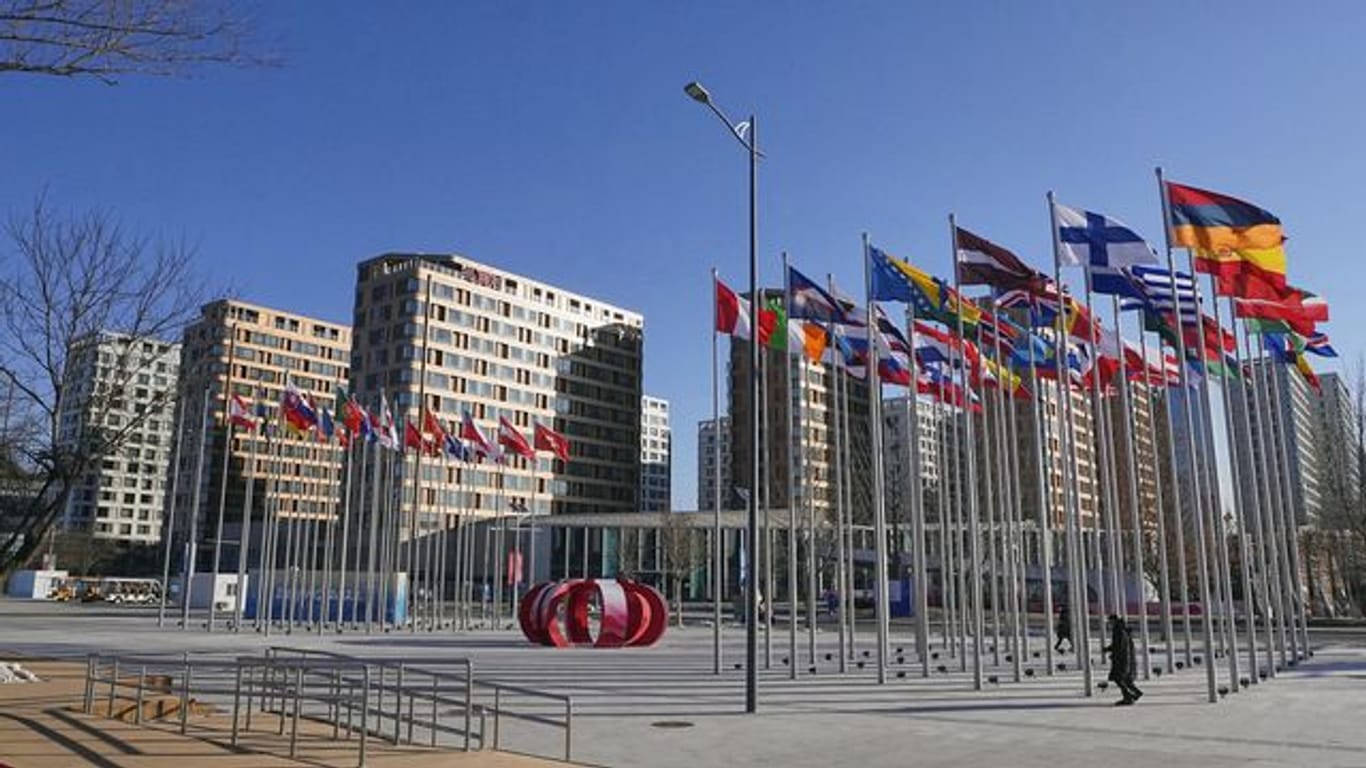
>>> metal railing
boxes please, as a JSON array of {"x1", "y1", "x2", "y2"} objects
[{"x1": 82, "y1": 647, "x2": 574, "y2": 765}]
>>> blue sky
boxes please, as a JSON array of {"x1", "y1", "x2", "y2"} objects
[{"x1": 8, "y1": 1, "x2": 1363, "y2": 509}]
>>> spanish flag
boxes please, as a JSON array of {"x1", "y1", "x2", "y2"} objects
[{"x1": 1165, "y1": 181, "x2": 1286, "y2": 286}]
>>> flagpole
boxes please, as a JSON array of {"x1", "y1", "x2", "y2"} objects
[
  {"x1": 233, "y1": 387, "x2": 260, "y2": 633},
  {"x1": 976, "y1": 319, "x2": 1003, "y2": 670},
  {"x1": 1235, "y1": 319, "x2": 1280, "y2": 677},
  {"x1": 365, "y1": 400, "x2": 382, "y2": 633},
  {"x1": 335, "y1": 429, "x2": 354, "y2": 631},
  {"x1": 991, "y1": 314, "x2": 1023, "y2": 682},
  {"x1": 840, "y1": 334, "x2": 857, "y2": 665},
  {"x1": 1111, "y1": 297, "x2": 1152, "y2": 678},
  {"x1": 782, "y1": 254, "x2": 798, "y2": 680},
  {"x1": 180, "y1": 388, "x2": 210, "y2": 631},
  {"x1": 1025, "y1": 318, "x2": 1056, "y2": 676},
  {"x1": 1136, "y1": 329, "x2": 1176, "y2": 675},
  {"x1": 1264, "y1": 337, "x2": 1309, "y2": 660},
  {"x1": 802, "y1": 349, "x2": 818, "y2": 667},
  {"x1": 827, "y1": 275, "x2": 849, "y2": 673},
  {"x1": 1206, "y1": 284, "x2": 1251, "y2": 688},
  {"x1": 1255, "y1": 333, "x2": 1293, "y2": 668},
  {"x1": 715, "y1": 269, "x2": 726, "y2": 669},
  {"x1": 947, "y1": 343, "x2": 968, "y2": 671},
  {"x1": 157, "y1": 386, "x2": 187, "y2": 629},
  {"x1": 1184, "y1": 251, "x2": 1240, "y2": 692},
  {"x1": 1156, "y1": 168, "x2": 1219, "y2": 703},
  {"x1": 1047, "y1": 192, "x2": 1092, "y2": 694},
  {"x1": 863, "y1": 235, "x2": 891, "y2": 684},
  {"x1": 259, "y1": 416, "x2": 279, "y2": 634},
  {"x1": 947, "y1": 217, "x2": 984, "y2": 690},
  {"x1": 206, "y1": 330, "x2": 238, "y2": 632},
  {"x1": 934, "y1": 388, "x2": 953, "y2": 656},
  {"x1": 1211, "y1": 291, "x2": 1260, "y2": 685},
  {"x1": 906, "y1": 307, "x2": 930, "y2": 677}
]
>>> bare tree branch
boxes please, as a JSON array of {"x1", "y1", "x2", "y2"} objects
[{"x1": 0, "y1": 0, "x2": 277, "y2": 84}]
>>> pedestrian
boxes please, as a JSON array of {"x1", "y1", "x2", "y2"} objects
[
  {"x1": 825, "y1": 588, "x2": 839, "y2": 618},
  {"x1": 1054, "y1": 602, "x2": 1073, "y2": 654},
  {"x1": 1104, "y1": 614, "x2": 1143, "y2": 705}
]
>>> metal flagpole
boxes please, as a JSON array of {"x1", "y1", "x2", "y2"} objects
[
  {"x1": 319, "y1": 437, "x2": 337, "y2": 633},
  {"x1": 1212, "y1": 292, "x2": 1260, "y2": 685},
  {"x1": 1155, "y1": 333, "x2": 1194, "y2": 668},
  {"x1": 335, "y1": 432, "x2": 354, "y2": 631},
  {"x1": 1207, "y1": 285, "x2": 1251, "y2": 688},
  {"x1": 935, "y1": 395, "x2": 953, "y2": 655},
  {"x1": 977, "y1": 320, "x2": 1003, "y2": 669},
  {"x1": 711, "y1": 269, "x2": 723, "y2": 674},
  {"x1": 948, "y1": 365, "x2": 968, "y2": 671},
  {"x1": 181, "y1": 388, "x2": 210, "y2": 631},
  {"x1": 760, "y1": 336, "x2": 773, "y2": 669},
  {"x1": 1080, "y1": 278, "x2": 1117, "y2": 635},
  {"x1": 1137, "y1": 329, "x2": 1176, "y2": 676},
  {"x1": 827, "y1": 278, "x2": 848, "y2": 673},
  {"x1": 1264, "y1": 339, "x2": 1309, "y2": 660},
  {"x1": 1185, "y1": 251, "x2": 1240, "y2": 692},
  {"x1": 157, "y1": 387, "x2": 187, "y2": 628},
  {"x1": 991, "y1": 317, "x2": 1023, "y2": 682},
  {"x1": 1156, "y1": 167, "x2": 1219, "y2": 703},
  {"x1": 1025, "y1": 322, "x2": 1056, "y2": 676},
  {"x1": 1249, "y1": 336, "x2": 1290, "y2": 667},
  {"x1": 863, "y1": 234, "x2": 891, "y2": 684},
  {"x1": 260, "y1": 416, "x2": 280, "y2": 634},
  {"x1": 233, "y1": 387, "x2": 260, "y2": 633},
  {"x1": 1112, "y1": 297, "x2": 1151, "y2": 679},
  {"x1": 365, "y1": 405, "x2": 382, "y2": 633},
  {"x1": 1047, "y1": 192, "x2": 1092, "y2": 695},
  {"x1": 803, "y1": 350, "x2": 818, "y2": 667},
  {"x1": 841, "y1": 338, "x2": 857, "y2": 664},
  {"x1": 208, "y1": 331, "x2": 238, "y2": 632},
  {"x1": 1235, "y1": 320, "x2": 1280, "y2": 677},
  {"x1": 906, "y1": 307, "x2": 930, "y2": 677},
  {"x1": 782, "y1": 255, "x2": 798, "y2": 679},
  {"x1": 948, "y1": 217, "x2": 984, "y2": 690}
]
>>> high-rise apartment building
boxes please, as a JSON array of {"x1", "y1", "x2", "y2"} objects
[
  {"x1": 1312, "y1": 372, "x2": 1360, "y2": 504},
  {"x1": 171, "y1": 300, "x2": 352, "y2": 562},
  {"x1": 697, "y1": 416, "x2": 731, "y2": 511},
  {"x1": 58, "y1": 332, "x2": 181, "y2": 544},
  {"x1": 349, "y1": 253, "x2": 643, "y2": 537},
  {"x1": 640, "y1": 396, "x2": 671, "y2": 512},
  {"x1": 1228, "y1": 358, "x2": 1321, "y2": 526}
]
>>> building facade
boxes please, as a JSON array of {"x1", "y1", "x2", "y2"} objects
[
  {"x1": 696, "y1": 416, "x2": 731, "y2": 511},
  {"x1": 640, "y1": 395, "x2": 671, "y2": 513},
  {"x1": 171, "y1": 300, "x2": 352, "y2": 563},
  {"x1": 58, "y1": 332, "x2": 181, "y2": 544},
  {"x1": 1229, "y1": 358, "x2": 1321, "y2": 526},
  {"x1": 349, "y1": 253, "x2": 644, "y2": 540}
]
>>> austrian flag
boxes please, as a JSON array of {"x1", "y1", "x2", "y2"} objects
[{"x1": 498, "y1": 417, "x2": 536, "y2": 461}]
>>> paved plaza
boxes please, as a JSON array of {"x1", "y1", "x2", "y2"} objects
[{"x1": 2, "y1": 598, "x2": 1365, "y2": 767}]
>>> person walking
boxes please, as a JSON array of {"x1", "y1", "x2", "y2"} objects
[
  {"x1": 1104, "y1": 614, "x2": 1143, "y2": 705},
  {"x1": 1054, "y1": 601, "x2": 1073, "y2": 654}
]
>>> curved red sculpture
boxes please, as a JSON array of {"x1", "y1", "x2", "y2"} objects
[{"x1": 518, "y1": 578, "x2": 667, "y2": 648}]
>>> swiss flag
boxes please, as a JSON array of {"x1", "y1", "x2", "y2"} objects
[
  {"x1": 534, "y1": 422, "x2": 571, "y2": 462},
  {"x1": 498, "y1": 417, "x2": 536, "y2": 461}
]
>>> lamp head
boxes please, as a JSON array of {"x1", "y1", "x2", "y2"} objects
[{"x1": 684, "y1": 81, "x2": 711, "y2": 104}]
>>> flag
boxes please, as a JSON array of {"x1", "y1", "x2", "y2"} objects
[
  {"x1": 799, "y1": 321, "x2": 829, "y2": 363},
  {"x1": 1304, "y1": 332, "x2": 1338, "y2": 358},
  {"x1": 404, "y1": 419, "x2": 424, "y2": 453},
  {"x1": 423, "y1": 409, "x2": 448, "y2": 447},
  {"x1": 498, "y1": 416, "x2": 536, "y2": 461},
  {"x1": 444, "y1": 432, "x2": 469, "y2": 461},
  {"x1": 1054, "y1": 203, "x2": 1158, "y2": 298},
  {"x1": 1124, "y1": 265, "x2": 1201, "y2": 318},
  {"x1": 360, "y1": 407, "x2": 378, "y2": 444},
  {"x1": 319, "y1": 407, "x2": 336, "y2": 442},
  {"x1": 714, "y1": 277, "x2": 752, "y2": 339},
  {"x1": 762, "y1": 297, "x2": 805, "y2": 353},
  {"x1": 282, "y1": 382, "x2": 318, "y2": 434},
  {"x1": 787, "y1": 265, "x2": 845, "y2": 323},
  {"x1": 534, "y1": 422, "x2": 571, "y2": 462},
  {"x1": 228, "y1": 394, "x2": 255, "y2": 430},
  {"x1": 377, "y1": 394, "x2": 398, "y2": 450},
  {"x1": 870, "y1": 245, "x2": 981, "y2": 328},
  {"x1": 954, "y1": 226, "x2": 1050, "y2": 293},
  {"x1": 1265, "y1": 334, "x2": 1320, "y2": 391},
  {"x1": 1233, "y1": 295, "x2": 1319, "y2": 336},
  {"x1": 1212, "y1": 262, "x2": 1293, "y2": 300},
  {"x1": 461, "y1": 411, "x2": 498, "y2": 460},
  {"x1": 342, "y1": 390, "x2": 365, "y2": 435},
  {"x1": 1165, "y1": 181, "x2": 1287, "y2": 286}
]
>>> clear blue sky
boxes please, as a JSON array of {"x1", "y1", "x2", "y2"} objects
[{"x1": 8, "y1": 1, "x2": 1363, "y2": 509}]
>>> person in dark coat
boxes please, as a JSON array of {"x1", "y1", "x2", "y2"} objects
[
  {"x1": 1104, "y1": 614, "x2": 1142, "y2": 704},
  {"x1": 1054, "y1": 602, "x2": 1073, "y2": 654}
]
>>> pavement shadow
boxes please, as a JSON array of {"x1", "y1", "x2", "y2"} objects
[{"x1": 0, "y1": 711, "x2": 123, "y2": 768}]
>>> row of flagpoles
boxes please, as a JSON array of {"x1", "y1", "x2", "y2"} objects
[
  {"x1": 157, "y1": 323, "x2": 576, "y2": 636},
  {"x1": 709, "y1": 170, "x2": 1332, "y2": 701}
]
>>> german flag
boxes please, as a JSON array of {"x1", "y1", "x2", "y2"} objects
[{"x1": 1165, "y1": 181, "x2": 1286, "y2": 286}]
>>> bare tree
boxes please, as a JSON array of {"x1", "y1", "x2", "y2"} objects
[
  {"x1": 1, "y1": 0, "x2": 275, "y2": 84},
  {"x1": 0, "y1": 197, "x2": 204, "y2": 578},
  {"x1": 660, "y1": 512, "x2": 693, "y2": 627}
]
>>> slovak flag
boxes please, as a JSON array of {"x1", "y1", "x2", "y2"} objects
[
  {"x1": 498, "y1": 416, "x2": 536, "y2": 461},
  {"x1": 228, "y1": 394, "x2": 256, "y2": 430},
  {"x1": 461, "y1": 411, "x2": 498, "y2": 461},
  {"x1": 533, "y1": 422, "x2": 571, "y2": 462}
]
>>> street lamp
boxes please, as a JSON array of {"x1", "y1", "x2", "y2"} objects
[{"x1": 684, "y1": 80, "x2": 760, "y2": 714}]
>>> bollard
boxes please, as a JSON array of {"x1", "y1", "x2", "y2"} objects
[
  {"x1": 392, "y1": 664, "x2": 404, "y2": 745},
  {"x1": 230, "y1": 663, "x2": 243, "y2": 745},
  {"x1": 107, "y1": 657, "x2": 120, "y2": 717},
  {"x1": 358, "y1": 666, "x2": 370, "y2": 768},
  {"x1": 564, "y1": 695, "x2": 573, "y2": 762},
  {"x1": 179, "y1": 661, "x2": 192, "y2": 735},
  {"x1": 430, "y1": 675, "x2": 439, "y2": 748},
  {"x1": 83, "y1": 655, "x2": 95, "y2": 714},
  {"x1": 289, "y1": 666, "x2": 303, "y2": 758},
  {"x1": 135, "y1": 665, "x2": 147, "y2": 726}
]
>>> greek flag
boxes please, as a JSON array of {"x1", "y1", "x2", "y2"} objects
[{"x1": 1122, "y1": 264, "x2": 1201, "y2": 322}]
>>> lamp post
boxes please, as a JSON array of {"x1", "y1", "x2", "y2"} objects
[{"x1": 685, "y1": 80, "x2": 760, "y2": 714}]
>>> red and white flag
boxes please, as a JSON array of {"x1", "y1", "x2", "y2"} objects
[
  {"x1": 714, "y1": 277, "x2": 752, "y2": 340},
  {"x1": 228, "y1": 394, "x2": 256, "y2": 430},
  {"x1": 498, "y1": 416, "x2": 536, "y2": 461},
  {"x1": 534, "y1": 422, "x2": 571, "y2": 462}
]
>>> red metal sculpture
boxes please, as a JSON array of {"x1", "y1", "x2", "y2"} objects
[{"x1": 518, "y1": 578, "x2": 668, "y2": 648}]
